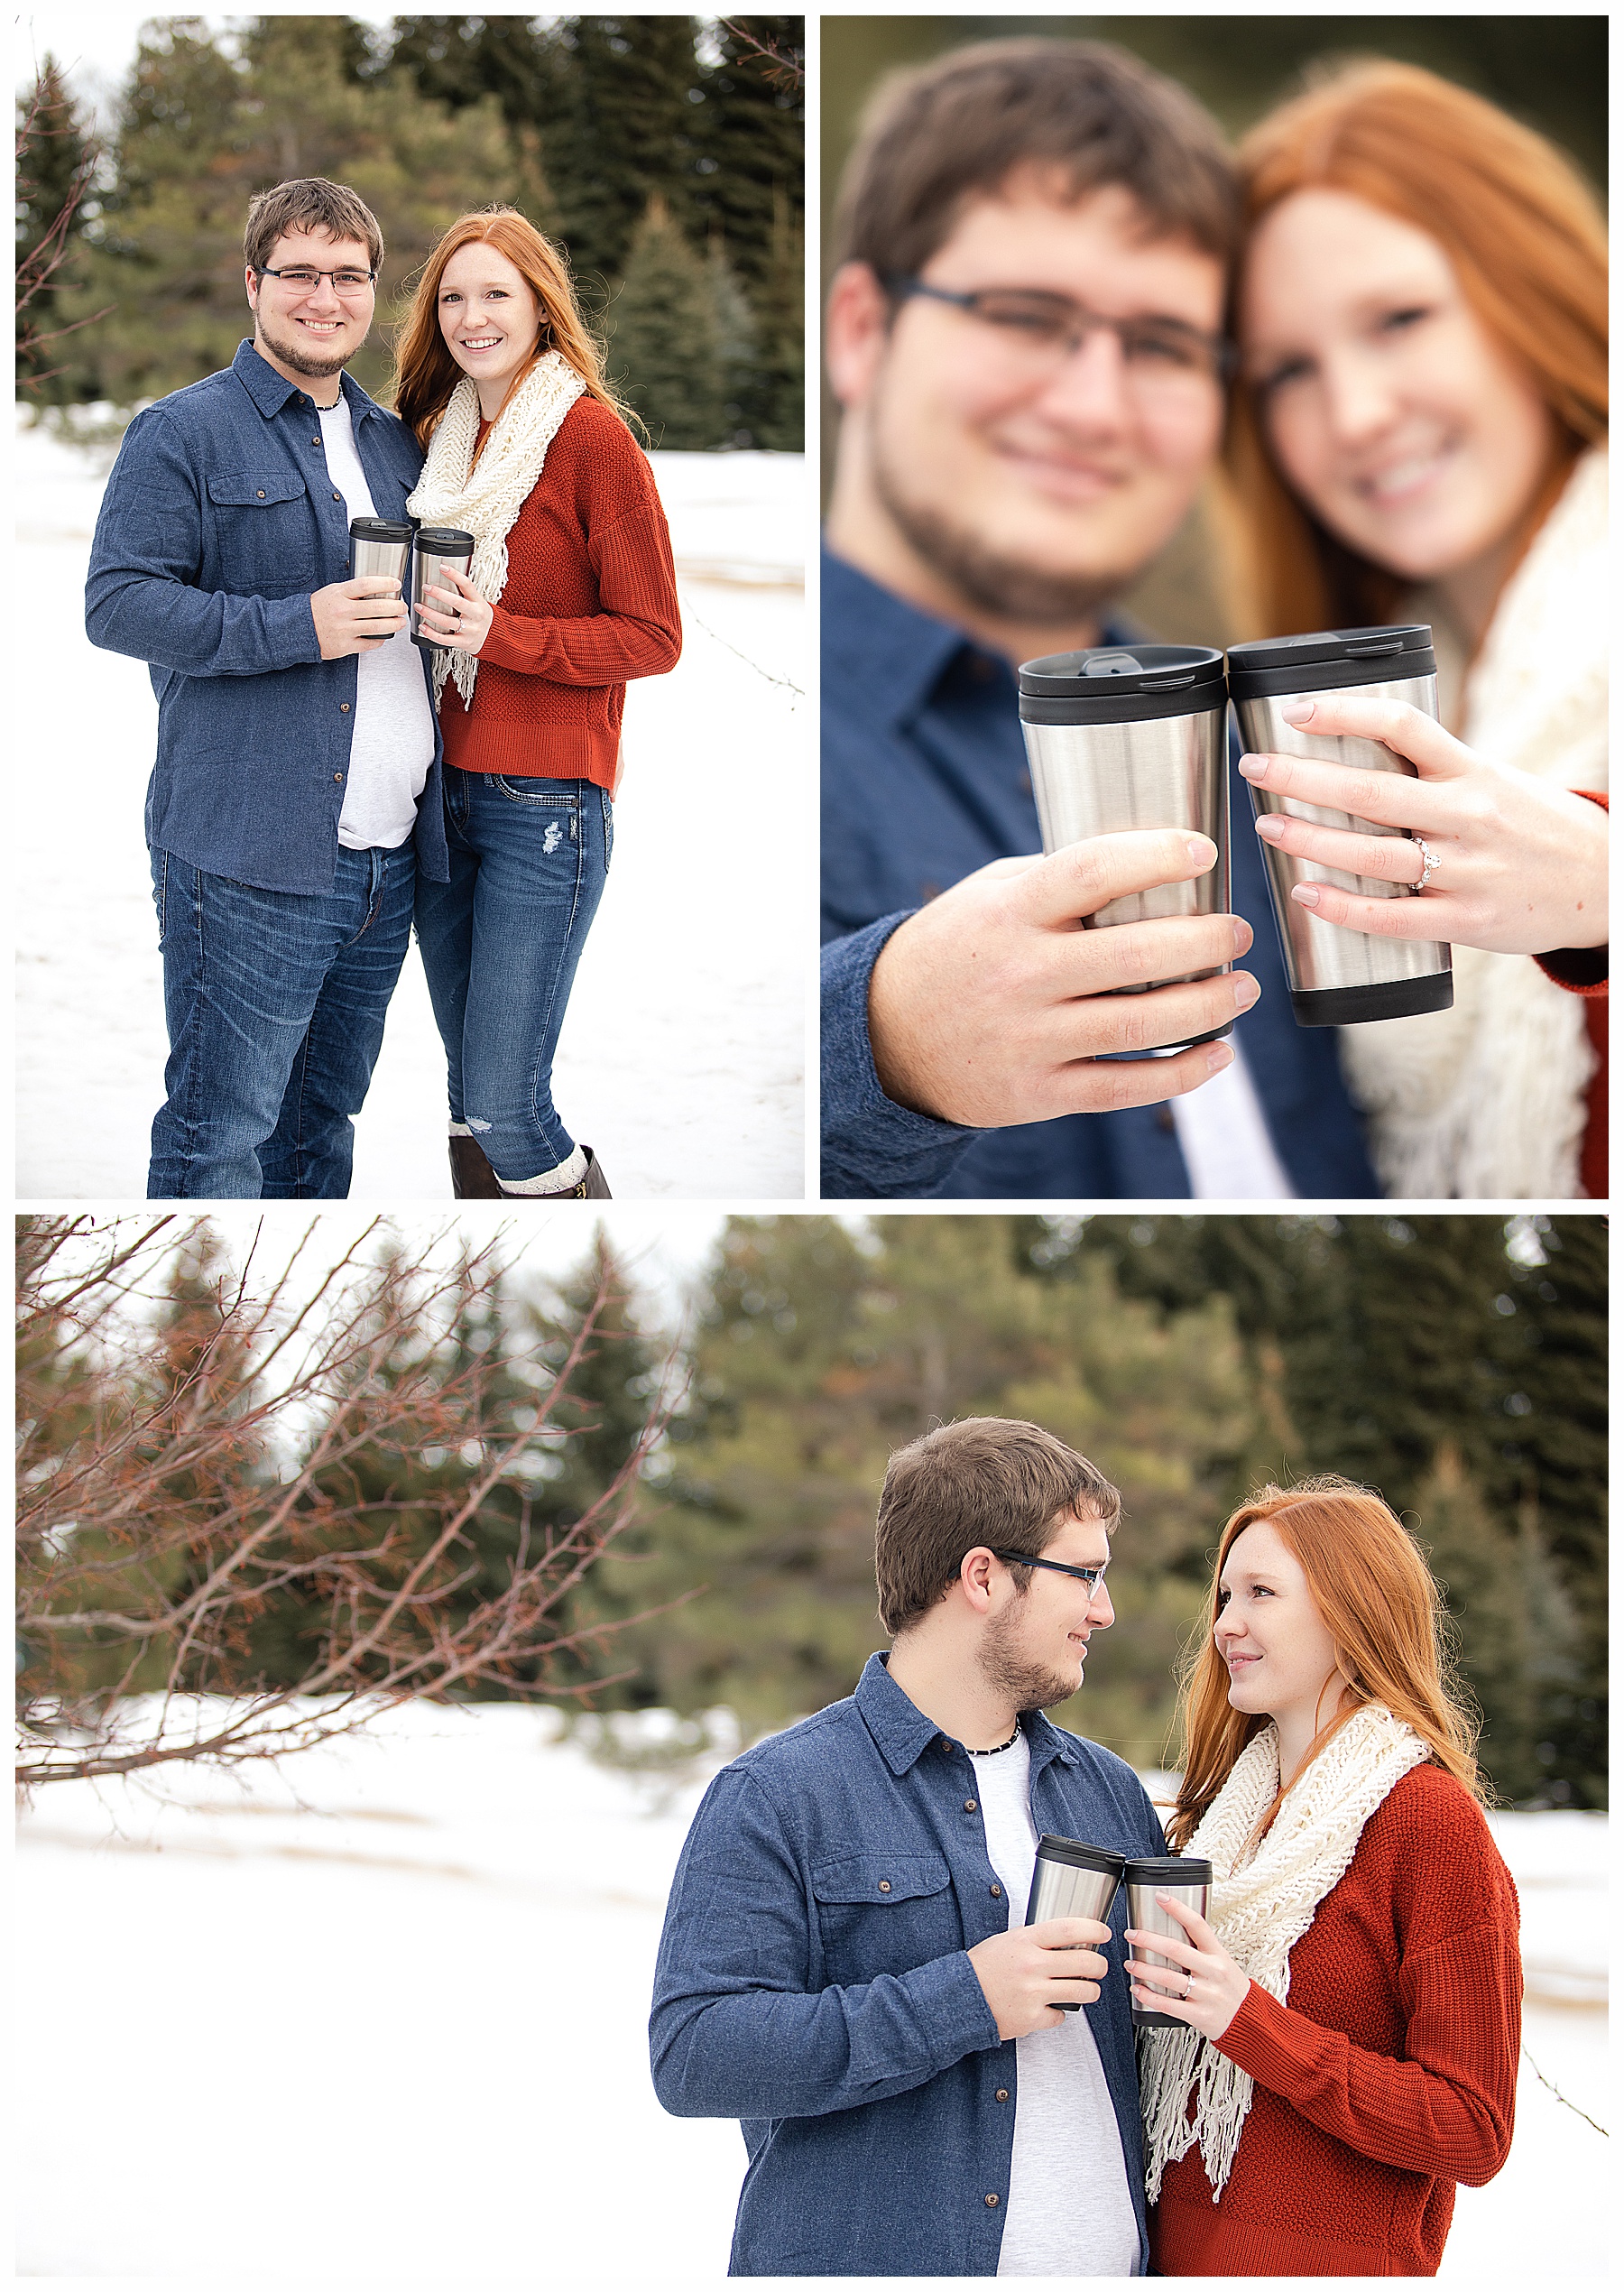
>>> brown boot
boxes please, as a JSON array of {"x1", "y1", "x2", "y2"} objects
[
  {"x1": 496, "y1": 1147, "x2": 613, "y2": 1199},
  {"x1": 448, "y1": 1135, "x2": 503, "y2": 1198}
]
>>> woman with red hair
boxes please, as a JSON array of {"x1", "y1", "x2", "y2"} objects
[
  {"x1": 392, "y1": 209, "x2": 681, "y2": 1197},
  {"x1": 1227, "y1": 63, "x2": 1607, "y2": 1198},
  {"x1": 1128, "y1": 1478, "x2": 1520, "y2": 2276}
]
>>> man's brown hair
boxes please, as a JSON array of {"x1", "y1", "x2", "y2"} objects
[
  {"x1": 875, "y1": 1417, "x2": 1120, "y2": 1636},
  {"x1": 832, "y1": 37, "x2": 1241, "y2": 284},
  {"x1": 245, "y1": 177, "x2": 385, "y2": 277}
]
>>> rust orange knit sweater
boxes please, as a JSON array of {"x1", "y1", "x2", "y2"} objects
[
  {"x1": 438, "y1": 394, "x2": 681, "y2": 792},
  {"x1": 1152, "y1": 1763, "x2": 1521, "y2": 2279}
]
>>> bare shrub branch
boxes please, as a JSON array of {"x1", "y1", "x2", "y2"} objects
[{"x1": 16, "y1": 1215, "x2": 689, "y2": 1793}]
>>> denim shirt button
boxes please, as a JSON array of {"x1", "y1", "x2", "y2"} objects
[
  {"x1": 964, "y1": 1798, "x2": 977, "y2": 1813},
  {"x1": 333, "y1": 772, "x2": 343, "y2": 781},
  {"x1": 989, "y1": 1882, "x2": 1001, "y2": 1899},
  {"x1": 995, "y1": 2089, "x2": 1010, "y2": 2103},
  {"x1": 877, "y1": 1880, "x2": 890, "y2": 1894},
  {"x1": 984, "y1": 2193, "x2": 1001, "y2": 2208},
  {"x1": 332, "y1": 491, "x2": 342, "y2": 503}
]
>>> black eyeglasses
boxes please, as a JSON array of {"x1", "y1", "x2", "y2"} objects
[
  {"x1": 884, "y1": 274, "x2": 1235, "y2": 389},
  {"x1": 255, "y1": 264, "x2": 376, "y2": 299},
  {"x1": 991, "y1": 1548, "x2": 1109, "y2": 1590}
]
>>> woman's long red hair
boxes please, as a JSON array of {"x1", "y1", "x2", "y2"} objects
[
  {"x1": 1166, "y1": 1476, "x2": 1484, "y2": 1852},
  {"x1": 390, "y1": 207, "x2": 635, "y2": 450},
  {"x1": 1225, "y1": 61, "x2": 1609, "y2": 638}
]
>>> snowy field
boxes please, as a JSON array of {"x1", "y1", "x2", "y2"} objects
[
  {"x1": 17, "y1": 1703, "x2": 1608, "y2": 2284},
  {"x1": 15, "y1": 411, "x2": 808, "y2": 1200}
]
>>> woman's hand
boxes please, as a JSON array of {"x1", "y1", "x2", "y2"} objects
[
  {"x1": 415, "y1": 562, "x2": 494, "y2": 656},
  {"x1": 1240, "y1": 692, "x2": 1608, "y2": 957},
  {"x1": 1126, "y1": 1893, "x2": 1251, "y2": 2042}
]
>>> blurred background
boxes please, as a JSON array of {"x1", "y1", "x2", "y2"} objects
[
  {"x1": 18, "y1": 13, "x2": 804, "y2": 448},
  {"x1": 18, "y1": 1207, "x2": 1606, "y2": 2278},
  {"x1": 819, "y1": 14, "x2": 1607, "y2": 641}
]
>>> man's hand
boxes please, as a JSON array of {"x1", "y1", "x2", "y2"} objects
[
  {"x1": 968, "y1": 1917, "x2": 1112, "y2": 2038},
  {"x1": 867, "y1": 830, "x2": 1258, "y2": 1127},
  {"x1": 310, "y1": 575, "x2": 410, "y2": 661}
]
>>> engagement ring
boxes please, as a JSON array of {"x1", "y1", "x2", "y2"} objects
[{"x1": 1411, "y1": 836, "x2": 1441, "y2": 892}]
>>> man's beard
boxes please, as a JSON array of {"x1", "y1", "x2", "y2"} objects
[
  {"x1": 873, "y1": 430, "x2": 1127, "y2": 628},
  {"x1": 977, "y1": 1596, "x2": 1083, "y2": 1714},
  {"x1": 255, "y1": 313, "x2": 352, "y2": 381}
]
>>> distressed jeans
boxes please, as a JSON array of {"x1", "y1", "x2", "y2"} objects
[
  {"x1": 148, "y1": 840, "x2": 416, "y2": 1198},
  {"x1": 414, "y1": 772, "x2": 611, "y2": 1182}
]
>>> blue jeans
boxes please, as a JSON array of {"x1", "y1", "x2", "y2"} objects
[
  {"x1": 148, "y1": 841, "x2": 416, "y2": 1198},
  {"x1": 414, "y1": 772, "x2": 611, "y2": 1182}
]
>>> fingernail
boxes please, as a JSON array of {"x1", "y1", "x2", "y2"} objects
[
  {"x1": 1291, "y1": 885, "x2": 1323, "y2": 910},
  {"x1": 1279, "y1": 698, "x2": 1314, "y2": 724},
  {"x1": 1232, "y1": 973, "x2": 1260, "y2": 1012},
  {"x1": 1254, "y1": 814, "x2": 1285, "y2": 841},
  {"x1": 1231, "y1": 917, "x2": 1251, "y2": 956},
  {"x1": 1186, "y1": 835, "x2": 1216, "y2": 870},
  {"x1": 1236, "y1": 753, "x2": 1266, "y2": 781},
  {"x1": 1204, "y1": 1040, "x2": 1234, "y2": 1076}
]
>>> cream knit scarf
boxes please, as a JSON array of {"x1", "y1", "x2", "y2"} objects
[
  {"x1": 1336, "y1": 448, "x2": 1608, "y2": 1199},
  {"x1": 406, "y1": 349, "x2": 586, "y2": 710},
  {"x1": 1140, "y1": 1703, "x2": 1431, "y2": 2206}
]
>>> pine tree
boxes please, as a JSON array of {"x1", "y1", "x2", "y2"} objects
[
  {"x1": 15, "y1": 57, "x2": 106, "y2": 403},
  {"x1": 57, "y1": 18, "x2": 531, "y2": 406},
  {"x1": 545, "y1": 16, "x2": 706, "y2": 287},
  {"x1": 607, "y1": 195, "x2": 726, "y2": 448},
  {"x1": 706, "y1": 237, "x2": 759, "y2": 443}
]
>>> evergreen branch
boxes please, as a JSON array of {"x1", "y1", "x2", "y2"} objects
[{"x1": 1523, "y1": 2044, "x2": 1607, "y2": 2136}]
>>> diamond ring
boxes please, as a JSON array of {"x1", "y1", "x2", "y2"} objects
[{"x1": 1411, "y1": 836, "x2": 1441, "y2": 892}]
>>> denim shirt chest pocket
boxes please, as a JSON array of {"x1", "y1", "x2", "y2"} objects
[
  {"x1": 205, "y1": 471, "x2": 318, "y2": 596},
  {"x1": 811, "y1": 1850, "x2": 961, "y2": 1984}
]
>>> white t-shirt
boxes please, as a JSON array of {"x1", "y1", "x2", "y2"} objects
[
  {"x1": 1170, "y1": 1036, "x2": 1297, "y2": 1198},
  {"x1": 973, "y1": 1729, "x2": 1141, "y2": 2278},
  {"x1": 318, "y1": 396, "x2": 437, "y2": 851}
]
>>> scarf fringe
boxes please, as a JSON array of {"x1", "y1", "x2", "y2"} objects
[{"x1": 1140, "y1": 1705, "x2": 1431, "y2": 2204}]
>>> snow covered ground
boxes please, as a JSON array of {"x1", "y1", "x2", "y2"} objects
[
  {"x1": 15, "y1": 412, "x2": 809, "y2": 1200},
  {"x1": 16, "y1": 1704, "x2": 1608, "y2": 2283}
]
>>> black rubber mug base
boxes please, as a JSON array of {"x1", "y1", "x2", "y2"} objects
[
  {"x1": 1131, "y1": 2008, "x2": 1185, "y2": 2030},
  {"x1": 1292, "y1": 972, "x2": 1453, "y2": 1029}
]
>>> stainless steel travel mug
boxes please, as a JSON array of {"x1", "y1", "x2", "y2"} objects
[
  {"x1": 1025, "y1": 1837, "x2": 1124, "y2": 2011},
  {"x1": 1017, "y1": 645, "x2": 1232, "y2": 1050},
  {"x1": 1124, "y1": 1854, "x2": 1213, "y2": 2029},
  {"x1": 1228, "y1": 624, "x2": 1453, "y2": 1027},
  {"x1": 347, "y1": 516, "x2": 413, "y2": 591},
  {"x1": 411, "y1": 524, "x2": 475, "y2": 655}
]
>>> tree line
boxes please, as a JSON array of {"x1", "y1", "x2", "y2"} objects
[
  {"x1": 17, "y1": 15, "x2": 804, "y2": 450},
  {"x1": 18, "y1": 1213, "x2": 1604, "y2": 1809}
]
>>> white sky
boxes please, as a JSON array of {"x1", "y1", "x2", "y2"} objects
[{"x1": 17, "y1": 9, "x2": 402, "y2": 122}]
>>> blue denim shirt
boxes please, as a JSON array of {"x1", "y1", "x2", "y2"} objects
[
  {"x1": 821, "y1": 547, "x2": 1379, "y2": 1199},
  {"x1": 651, "y1": 1652, "x2": 1167, "y2": 2277},
  {"x1": 85, "y1": 339, "x2": 448, "y2": 894}
]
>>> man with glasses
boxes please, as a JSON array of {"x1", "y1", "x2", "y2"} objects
[
  {"x1": 87, "y1": 177, "x2": 444, "y2": 1197},
  {"x1": 651, "y1": 1416, "x2": 1167, "y2": 2276},
  {"x1": 821, "y1": 41, "x2": 1378, "y2": 1201}
]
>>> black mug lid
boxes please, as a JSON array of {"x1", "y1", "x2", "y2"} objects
[
  {"x1": 1034, "y1": 1835, "x2": 1126, "y2": 1877},
  {"x1": 415, "y1": 525, "x2": 475, "y2": 551},
  {"x1": 1020, "y1": 642, "x2": 1226, "y2": 726},
  {"x1": 1226, "y1": 624, "x2": 1435, "y2": 702},
  {"x1": 1124, "y1": 1854, "x2": 1213, "y2": 1884},
  {"x1": 349, "y1": 517, "x2": 412, "y2": 541}
]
